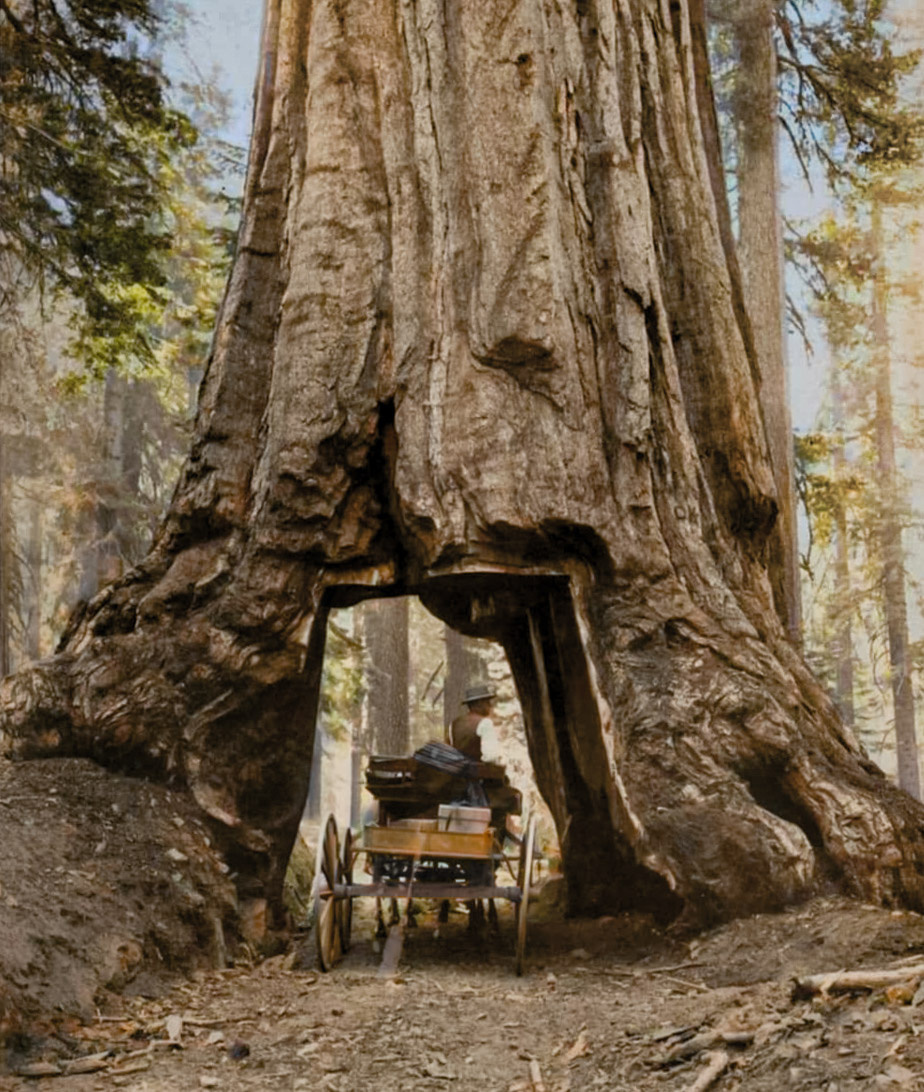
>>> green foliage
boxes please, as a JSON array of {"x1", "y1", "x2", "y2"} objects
[
  {"x1": 0, "y1": 0, "x2": 195, "y2": 371},
  {"x1": 0, "y1": 12, "x2": 243, "y2": 668},
  {"x1": 794, "y1": 195, "x2": 923, "y2": 759},
  {"x1": 776, "y1": 0, "x2": 923, "y2": 187},
  {"x1": 320, "y1": 614, "x2": 365, "y2": 742}
]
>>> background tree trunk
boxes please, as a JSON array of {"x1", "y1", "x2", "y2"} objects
[
  {"x1": 871, "y1": 202, "x2": 920, "y2": 800},
  {"x1": 830, "y1": 369, "x2": 855, "y2": 729},
  {"x1": 364, "y1": 597, "x2": 410, "y2": 756},
  {"x1": 728, "y1": 0, "x2": 801, "y2": 642},
  {"x1": 23, "y1": 494, "x2": 41, "y2": 662},
  {"x1": 4, "y1": 0, "x2": 924, "y2": 926},
  {"x1": 442, "y1": 625, "x2": 488, "y2": 734},
  {"x1": 443, "y1": 625, "x2": 467, "y2": 737}
]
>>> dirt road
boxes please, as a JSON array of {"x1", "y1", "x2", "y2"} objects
[{"x1": 6, "y1": 897, "x2": 924, "y2": 1091}]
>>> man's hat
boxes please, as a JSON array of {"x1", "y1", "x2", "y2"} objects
[{"x1": 463, "y1": 683, "x2": 496, "y2": 704}]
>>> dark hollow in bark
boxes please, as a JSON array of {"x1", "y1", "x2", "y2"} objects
[{"x1": 4, "y1": 0, "x2": 924, "y2": 929}]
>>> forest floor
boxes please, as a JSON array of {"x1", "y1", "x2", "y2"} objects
[
  {"x1": 6, "y1": 892, "x2": 924, "y2": 1090},
  {"x1": 6, "y1": 758, "x2": 924, "y2": 1089}
]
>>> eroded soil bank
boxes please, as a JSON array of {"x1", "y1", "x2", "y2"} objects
[{"x1": 0, "y1": 757, "x2": 236, "y2": 1038}]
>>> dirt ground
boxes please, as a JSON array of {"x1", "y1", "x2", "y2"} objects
[
  {"x1": 6, "y1": 892, "x2": 924, "y2": 1090},
  {"x1": 6, "y1": 757, "x2": 924, "y2": 1089}
]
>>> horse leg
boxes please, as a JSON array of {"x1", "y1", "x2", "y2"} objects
[
  {"x1": 467, "y1": 899, "x2": 485, "y2": 930},
  {"x1": 487, "y1": 898, "x2": 499, "y2": 931}
]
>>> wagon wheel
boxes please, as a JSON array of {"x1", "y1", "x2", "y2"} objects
[
  {"x1": 314, "y1": 814, "x2": 342, "y2": 972},
  {"x1": 515, "y1": 815, "x2": 537, "y2": 976},
  {"x1": 339, "y1": 828, "x2": 354, "y2": 952}
]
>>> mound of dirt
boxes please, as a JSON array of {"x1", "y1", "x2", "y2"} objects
[
  {"x1": 690, "y1": 897, "x2": 924, "y2": 987},
  {"x1": 0, "y1": 757, "x2": 237, "y2": 1044}
]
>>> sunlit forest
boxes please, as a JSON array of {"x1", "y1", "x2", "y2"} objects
[{"x1": 9, "y1": 2, "x2": 924, "y2": 1085}]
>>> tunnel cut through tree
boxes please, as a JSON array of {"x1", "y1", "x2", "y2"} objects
[{"x1": 4, "y1": 0, "x2": 924, "y2": 927}]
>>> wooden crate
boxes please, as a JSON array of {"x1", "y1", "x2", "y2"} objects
[{"x1": 361, "y1": 824, "x2": 494, "y2": 860}]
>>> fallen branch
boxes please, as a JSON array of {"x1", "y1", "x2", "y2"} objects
[
  {"x1": 792, "y1": 965, "x2": 924, "y2": 999},
  {"x1": 661, "y1": 1030, "x2": 724, "y2": 1065},
  {"x1": 686, "y1": 1050, "x2": 729, "y2": 1092},
  {"x1": 663, "y1": 975, "x2": 709, "y2": 993},
  {"x1": 16, "y1": 1062, "x2": 62, "y2": 1078},
  {"x1": 105, "y1": 1059, "x2": 151, "y2": 1078},
  {"x1": 16, "y1": 1046, "x2": 154, "y2": 1081},
  {"x1": 660, "y1": 1029, "x2": 753, "y2": 1066},
  {"x1": 180, "y1": 1014, "x2": 261, "y2": 1027},
  {"x1": 63, "y1": 1053, "x2": 111, "y2": 1076},
  {"x1": 572, "y1": 961, "x2": 705, "y2": 980},
  {"x1": 647, "y1": 961, "x2": 706, "y2": 975}
]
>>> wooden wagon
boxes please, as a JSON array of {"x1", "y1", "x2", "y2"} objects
[{"x1": 314, "y1": 743, "x2": 538, "y2": 975}]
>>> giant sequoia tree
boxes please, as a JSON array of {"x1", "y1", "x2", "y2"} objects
[{"x1": 3, "y1": 0, "x2": 924, "y2": 926}]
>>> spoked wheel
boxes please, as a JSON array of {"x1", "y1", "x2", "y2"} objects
[
  {"x1": 314, "y1": 814, "x2": 342, "y2": 972},
  {"x1": 515, "y1": 815, "x2": 537, "y2": 976},
  {"x1": 339, "y1": 828, "x2": 354, "y2": 953}
]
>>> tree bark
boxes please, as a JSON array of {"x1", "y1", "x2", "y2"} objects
[
  {"x1": 364, "y1": 597, "x2": 410, "y2": 755},
  {"x1": 0, "y1": 434, "x2": 9, "y2": 678},
  {"x1": 23, "y1": 493, "x2": 41, "y2": 662},
  {"x1": 442, "y1": 625, "x2": 486, "y2": 733},
  {"x1": 830, "y1": 370, "x2": 855, "y2": 729},
  {"x1": 726, "y1": 0, "x2": 801, "y2": 642},
  {"x1": 871, "y1": 202, "x2": 919, "y2": 800},
  {"x1": 3, "y1": 0, "x2": 924, "y2": 926},
  {"x1": 443, "y1": 625, "x2": 467, "y2": 736}
]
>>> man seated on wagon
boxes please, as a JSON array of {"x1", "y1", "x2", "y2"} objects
[{"x1": 449, "y1": 684, "x2": 501, "y2": 764}]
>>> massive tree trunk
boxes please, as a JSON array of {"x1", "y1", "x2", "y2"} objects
[
  {"x1": 0, "y1": 435, "x2": 9, "y2": 678},
  {"x1": 3, "y1": 0, "x2": 924, "y2": 925}
]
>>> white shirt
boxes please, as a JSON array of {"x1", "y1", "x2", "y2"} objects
[{"x1": 476, "y1": 717, "x2": 502, "y2": 765}]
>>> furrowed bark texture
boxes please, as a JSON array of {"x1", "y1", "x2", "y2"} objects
[
  {"x1": 729, "y1": 0, "x2": 801, "y2": 643},
  {"x1": 4, "y1": 0, "x2": 924, "y2": 923},
  {"x1": 365, "y1": 597, "x2": 410, "y2": 755}
]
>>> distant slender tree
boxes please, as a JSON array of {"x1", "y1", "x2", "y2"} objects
[
  {"x1": 706, "y1": 0, "x2": 923, "y2": 642},
  {"x1": 364, "y1": 598, "x2": 410, "y2": 756},
  {"x1": 870, "y1": 199, "x2": 919, "y2": 798},
  {"x1": 795, "y1": 184, "x2": 922, "y2": 794},
  {"x1": 443, "y1": 625, "x2": 466, "y2": 736},
  {"x1": 830, "y1": 369, "x2": 856, "y2": 729}
]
